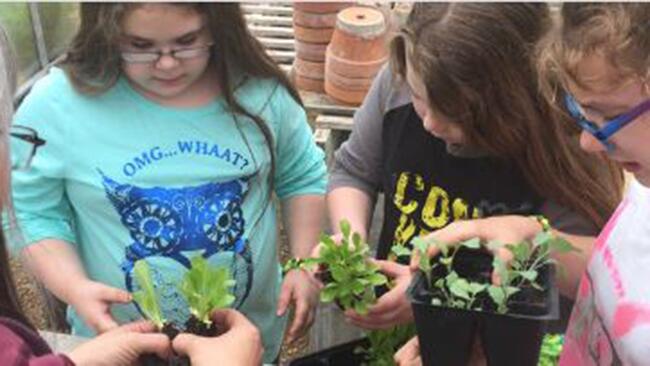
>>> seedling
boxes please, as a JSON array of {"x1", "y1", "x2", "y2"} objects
[
  {"x1": 179, "y1": 256, "x2": 236, "y2": 335},
  {"x1": 284, "y1": 219, "x2": 388, "y2": 315},
  {"x1": 393, "y1": 232, "x2": 576, "y2": 314},
  {"x1": 360, "y1": 325, "x2": 416, "y2": 366},
  {"x1": 132, "y1": 257, "x2": 236, "y2": 365},
  {"x1": 132, "y1": 260, "x2": 166, "y2": 330}
]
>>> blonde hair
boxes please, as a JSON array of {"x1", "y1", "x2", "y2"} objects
[{"x1": 538, "y1": 3, "x2": 650, "y2": 94}]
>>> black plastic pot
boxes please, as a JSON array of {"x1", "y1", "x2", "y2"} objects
[
  {"x1": 289, "y1": 338, "x2": 370, "y2": 366},
  {"x1": 407, "y1": 253, "x2": 559, "y2": 366}
]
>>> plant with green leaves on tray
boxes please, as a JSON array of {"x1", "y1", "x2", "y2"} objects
[{"x1": 393, "y1": 231, "x2": 576, "y2": 314}]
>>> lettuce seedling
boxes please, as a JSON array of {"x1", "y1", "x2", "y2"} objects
[
  {"x1": 284, "y1": 220, "x2": 387, "y2": 315},
  {"x1": 132, "y1": 260, "x2": 166, "y2": 329},
  {"x1": 178, "y1": 256, "x2": 236, "y2": 326}
]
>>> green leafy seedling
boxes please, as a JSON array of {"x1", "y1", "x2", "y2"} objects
[
  {"x1": 395, "y1": 231, "x2": 576, "y2": 315},
  {"x1": 132, "y1": 260, "x2": 166, "y2": 329},
  {"x1": 288, "y1": 220, "x2": 388, "y2": 315},
  {"x1": 178, "y1": 256, "x2": 236, "y2": 326}
]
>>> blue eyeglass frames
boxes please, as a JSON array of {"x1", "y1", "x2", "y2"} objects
[{"x1": 564, "y1": 93, "x2": 650, "y2": 151}]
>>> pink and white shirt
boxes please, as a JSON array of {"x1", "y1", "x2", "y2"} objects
[{"x1": 560, "y1": 179, "x2": 650, "y2": 366}]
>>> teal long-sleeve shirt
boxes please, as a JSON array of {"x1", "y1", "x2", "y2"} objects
[{"x1": 10, "y1": 67, "x2": 327, "y2": 362}]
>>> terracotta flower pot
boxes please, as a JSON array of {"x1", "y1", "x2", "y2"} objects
[
  {"x1": 295, "y1": 73, "x2": 325, "y2": 93},
  {"x1": 293, "y1": 24, "x2": 335, "y2": 44},
  {"x1": 293, "y1": 9, "x2": 338, "y2": 29},
  {"x1": 293, "y1": 2, "x2": 353, "y2": 14},
  {"x1": 324, "y1": 78, "x2": 369, "y2": 105},
  {"x1": 324, "y1": 6, "x2": 388, "y2": 105},
  {"x1": 294, "y1": 57, "x2": 325, "y2": 80},
  {"x1": 294, "y1": 39, "x2": 329, "y2": 62}
]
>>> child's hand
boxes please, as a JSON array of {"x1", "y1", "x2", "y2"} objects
[
  {"x1": 344, "y1": 260, "x2": 414, "y2": 329},
  {"x1": 394, "y1": 336, "x2": 422, "y2": 366},
  {"x1": 173, "y1": 309, "x2": 263, "y2": 366},
  {"x1": 276, "y1": 268, "x2": 320, "y2": 343},
  {"x1": 68, "y1": 279, "x2": 132, "y2": 333},
  {"x1": 67, "y1": 320, "x2": 170, "y2": 365}
]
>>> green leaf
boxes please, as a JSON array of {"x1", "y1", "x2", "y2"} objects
[
  {"x1": 461, "y1": 237, "x2": 481, "y2": 249},
  {"x1": 321, "y1": 284, "x2": 338, "y2": 303},
  {"x1": 352, "y1": 232, "x2": 362, "y2": 249},
  {"x1": 504, "y1": 286, "x2": 520, "y2": 297},
  {"x1": 352, "y1": 281, "x2": 366, "y2": 294},
  {"x1": 506, "y1": 242, "x2": 531, "y2": 264},
  {"x1": 391, "y1": 245, "x2": 412, "y2": 258},
  {"x1": 533, "y1": 231, "x2": 553, "y2": 247},
  {"x1": 368, "y1": 273, "x2": 388, "y2": 286},
  {"x1": 440, "y1": 256, "x2": 453, "y2": 266},
  {"x1": 320, "y1": 232, "x2": 336, "y2": 246},
  {"x1": 354, "y1": 301, "x2": 369, "y2": 315},
  {"x1": 468, "y1": 282, "x2": 487, "y2": 294},
  {"x1": 449, "y1": 278, "x2": 471, "y2": 300},
  {"x1": 178, "y1": 256, "x2": 235, "y2": 324},
  {"x1": 518, "y1": 270, "x2": 538, "y2": 282},
  {"x1": 548, "y1": 237, "x2": 579, "y2": 253},
  {"x1": 331, "y1": 266, "x2": 347, "y2": 282},
  {"x1": 411, "y1": 237, "x2": 430, "y2": 255},
  {"x1": 340, "y1": 219, "x2": 351, "y2": 240},
  {"x1": 131, "y1": 260, "x2": 165, "y2": 329},
  {"x1": 445, "y1": 271, "x2": 459, "y2": 284},
  {"x1": 488, "y1": 285, "x2": 505, "y2": 307}
]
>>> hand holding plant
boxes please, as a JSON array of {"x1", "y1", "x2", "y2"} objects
[
  {"x1": 132, "y1": 257, "x2": 236, "y2": 335},
  {"x1": 344, "y1": 260, "x2": 415, "y2": 330},
  {"x1": 172, "y1": 309, "x2": 263, "y2": 366},
  {"x1": 398, "y1": 222, "x2": 576, "y2": 314},
  {"x1": 283, "y1": 220, "x2": 388, "y2": 315},
  {"x1": 408, "y1": 216, "x2": 542, "y2": 272},
  {"x1": 67, "y1": 321, "x2": 171, "y2": 366}
]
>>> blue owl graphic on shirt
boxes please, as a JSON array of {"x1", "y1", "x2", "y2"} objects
[{"x1": 100, "y1": 172, "x2": 252, "y2": 327}]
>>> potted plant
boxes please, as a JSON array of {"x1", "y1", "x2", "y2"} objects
[
  {"x1": 287, "y1": 220, "x2": 414, "y2": 365},
  {"x1": 283, "y1": 220, "x2": 388, "y2": 315},
  {"x1": 133, "y1": 256, "x2": 235, "y2": 366},
  {"x1": 400, "y1": 231, "x2": 575, "y2": 366}
]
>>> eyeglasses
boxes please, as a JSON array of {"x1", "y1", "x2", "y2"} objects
[
  {"x1": 9, "y1": 125, "x2": 46, "y2": 170},
  {"x1": 120, "y1": 43, "x2": 214, "y2": 64},
  {"x1": 564, "y1": 93, "x2": 650, "y2": 151}
]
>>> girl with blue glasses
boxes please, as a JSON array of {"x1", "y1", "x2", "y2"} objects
[{"x1": 539, "y1": 3, "x2": 650, "y2": 365}]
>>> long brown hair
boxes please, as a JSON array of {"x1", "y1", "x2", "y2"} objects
[
  {"x1": 391, "y1": 3, "x2": 623, "y2": 228},
  {"x1": 62, "y1": 3, "x2": 303, "y2": 192},
  {"x1": 537, "y1": 3, "x2": 650, "y2": 105},
  {"x1": 0, "y1": 23, "x2": 33, "y2": 328}
]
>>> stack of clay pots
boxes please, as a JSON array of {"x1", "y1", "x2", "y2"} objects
[
  {"x1": 292, "y1": 2, "x2": 352, "y2": 93},
  {"x1": 325, "y1": 6, "x2": 388, "y2": 105}
]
